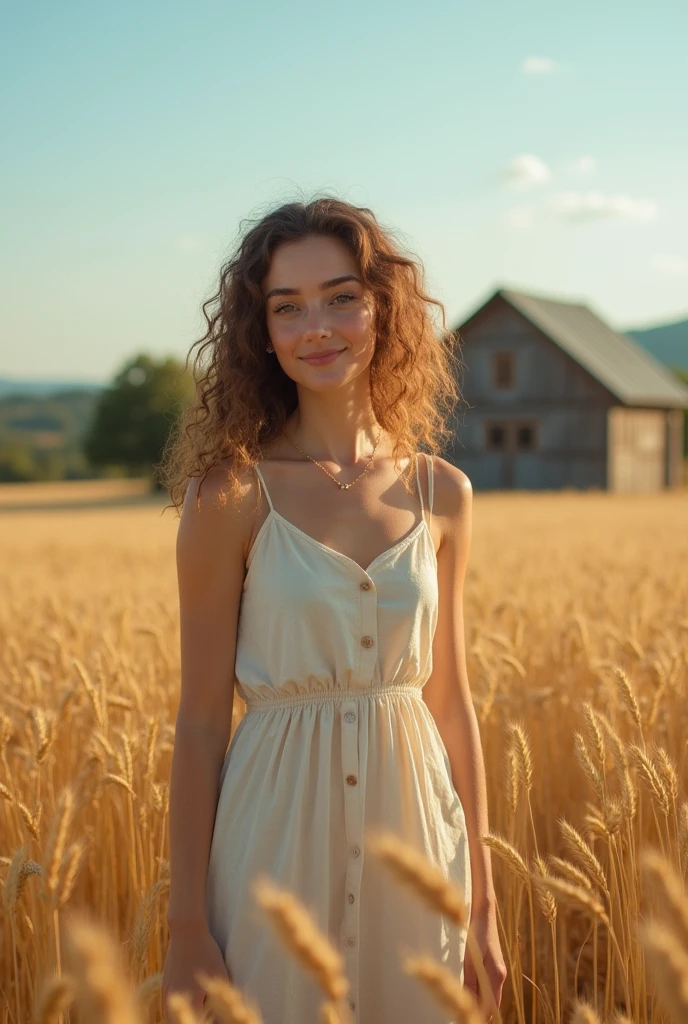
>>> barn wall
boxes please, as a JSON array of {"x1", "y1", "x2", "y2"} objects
[
  {"x1": 667, "y1": 409, "x2": 685, "y2": 487},
  {"x1": 607, "y1": 408, "x2": 669, "y2": 491},
  {"x1": 449, "y1": 299, "x2": 614, "y2": 490}
]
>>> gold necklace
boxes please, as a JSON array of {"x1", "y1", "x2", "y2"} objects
[{"x1": 283, "y1": 428, "x2": 383, "y2": 491}]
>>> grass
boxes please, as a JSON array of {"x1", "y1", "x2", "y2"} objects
[{"x1": 1, "y1": 483, "x2": 687, "y2": 1022}]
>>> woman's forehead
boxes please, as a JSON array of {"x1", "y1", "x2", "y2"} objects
[{"x1": 264, "y1": 236, "x2": 361, "y2": 291}]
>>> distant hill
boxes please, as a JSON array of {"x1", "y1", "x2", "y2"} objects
[
  {"x1": 0, "y1": 387, "x2": 103, "y2": 481},
  {"x1": 626, "y1": 318, "x2": 688, "y2": 371},
  {"x1": 0, "y1": 377, "x2": 105, "y2": 399}
]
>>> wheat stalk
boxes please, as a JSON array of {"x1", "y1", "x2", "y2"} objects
[
  {"x1": 507, "y1": 721, "x2": 533, "y2": 791},
  {"x1": 532, "y1": 854, "x2": 557, "y2": 923},
  {"x1": 603, "y1": 662, "x2": 643, "y2": 734},
  {"x1": 65, "y1": 913, "x2": 141, "y2": 1023},
  {"x1": 558, "y1": 819, "x2": 610, "y2": 899},
  {"x1": 573, "y1": 732, "x2": 605, "y2": 803},
  {"x1": 56, "y1": 839, "x2": 85, "y2": 908},
  {"x1": 530, "y1": 872, "x2": 607, "y2": 923},
  {"x1": 3, "y1": 845, "x2": 43, "y2": 913},
  {"x1": 33, "y1": 972, "x2": 77, "y2": 1024},
  {"x1": 628, "y1": 744, "x2": 670, "y2": 817},
  {"x1": 18, "y1": 799, "x2": 43, "y2": 841},
  {"x1": 569, "y1": 1000, "x2": 602, "y2": 1023},
  {"x1": 251, "y1": 875, "x2": 350, "y2": 1005},
  {"x1": 166, "y1": 991, "x2": 204, "y2": 1023},
  {"x1": 640, "y1": 848, "x2": 688, "y2": 950},
  {"x1": 480, "y1": 833, "x2": 529, "y2": 884},
  {"x1": 404, "y1": 955, "x2": 483, "y2": 1023},
  {"x1": 29, "y1": 707, "x2": 56, "y2": 765},
  {"x1": 640, "y1": 919, "x2": 688, "y2": 1020},
  {"x1": 130, "y1": 877, "x2": 170, "y2": 975},
  {"x1": 41, "y1": 785, "x2": 75, "y2": 902},
  {"x1": 546, "y1": 856, "x2": 594, "y2": 892},
  {"x1": 366, "y1": 830, "x2": 469, "y2": 924},
  {"x1": 580, "y1": 702, "x2": 605, "y2": 767},
  {"x1": 196, "y1": 971, "x2": 264, "y2": 1024},
  {"x1": 653, "y1": 744, "x2": 679, "y2": 805},
  {"x1": 366, "y1": 831, "x2": 501, "y2": 1021}
]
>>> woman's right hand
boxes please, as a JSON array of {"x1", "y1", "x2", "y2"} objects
[{"x1": 161, "y1": 922, "x2": 232, "y2": 1021}]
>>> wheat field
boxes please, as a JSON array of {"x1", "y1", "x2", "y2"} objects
[{"x1": 1, "y1": 482, "x2": 687, "y2": 1024}]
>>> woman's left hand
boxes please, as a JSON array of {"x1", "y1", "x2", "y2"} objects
[{"x1": 463, "y1": 904, "x2": 508, "y2": 1020}]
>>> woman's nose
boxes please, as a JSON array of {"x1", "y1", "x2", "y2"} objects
[{"x1": 303, "y1": 308, "x2": 332, "y2": 339}]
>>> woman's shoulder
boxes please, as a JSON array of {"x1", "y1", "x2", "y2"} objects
[
  {"x1": 427, "y1": 454, "x2": 472, "y2": 515},
  {"x1": 183, "y1": 457, "x2": 261, "y2": 513},
  {"x1": 175, "y1": 460, "x2": 259, "y2": 654},
  {"x1": 178, "y1": 457, "x2": 263, "y2": 566}
]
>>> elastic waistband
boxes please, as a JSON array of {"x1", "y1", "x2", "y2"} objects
[{"x1": 242, "y1": 683, "x2": 424, "y2": 711}]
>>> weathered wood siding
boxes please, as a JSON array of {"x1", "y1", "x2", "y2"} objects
[
  {"x1": 608, "y1": 408, "x2": 682, "y2": 491},
  {"x1": 667, "y1": 409, "x2": 685, "y2": 487}
]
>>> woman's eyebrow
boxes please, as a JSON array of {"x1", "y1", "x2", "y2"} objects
[{"x1": 265, "y1": 275, "x2": 361, "y2": 301}]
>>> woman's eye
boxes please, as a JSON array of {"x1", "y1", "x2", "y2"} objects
[{"x1": 273, "y1": 293, "x2": 355, "y2": 315}]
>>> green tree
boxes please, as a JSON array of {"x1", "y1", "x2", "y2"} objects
[
  {"x1": 0, "y1": 440, "x2": 42, "y2": 482},
  {"x1": 84, "y1": 353, "x2": 194, "y2": 488}
]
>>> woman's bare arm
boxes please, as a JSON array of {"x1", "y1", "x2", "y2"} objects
[
  {"x1": 422, "y1": 457, "x2": 497, "y2": 913},
  {"x1": 167, "y1": 462, "x2": 256, "y2": 931}
]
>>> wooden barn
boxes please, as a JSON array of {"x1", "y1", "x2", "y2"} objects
[{"x1": 448, "y1": 287, "x2": 688, "y2": 492}]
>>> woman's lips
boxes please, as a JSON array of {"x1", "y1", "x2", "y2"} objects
[{"x1": 300, "y1": 349, "x2": 345, "y2": 366}]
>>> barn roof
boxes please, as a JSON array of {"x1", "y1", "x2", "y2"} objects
[{"x1": 458, "y1": 287, "x2": 688, "y2": 408}]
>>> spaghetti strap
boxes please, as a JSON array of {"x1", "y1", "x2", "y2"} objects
[
  {"x1": 254, "y1": 463, "x2": 273, "y2": 511},
  {"x1": 425, "y1": 453, "x2": 434, "y2": 516},
  {"x1": 415, "y1": 454, "x2": 425, "y2": 519}
]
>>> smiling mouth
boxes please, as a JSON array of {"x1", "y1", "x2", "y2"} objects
[{"x1": 300, "y1": 349, "x2": 345, "y2": 363}]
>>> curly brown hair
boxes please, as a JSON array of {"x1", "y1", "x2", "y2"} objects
[{"x1": 158, "y1": 192, "x2": 464, "y2": 513}]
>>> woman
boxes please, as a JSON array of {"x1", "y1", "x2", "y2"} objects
[{"x1": 161, "y1": 195, "x2": 506, "y2": 1023}]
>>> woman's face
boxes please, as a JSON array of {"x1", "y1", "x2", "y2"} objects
[{"x1": 262, "y1": 234, "x2": 376, "y2": 392}]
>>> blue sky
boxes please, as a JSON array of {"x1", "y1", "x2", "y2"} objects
[{"x1": 2, "y1": 0, "x2": 687, "y2": 381}]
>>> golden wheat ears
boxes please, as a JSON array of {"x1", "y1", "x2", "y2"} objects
[{"x1": 639, "y1": 847, "x2": 688, "y2": 1023}]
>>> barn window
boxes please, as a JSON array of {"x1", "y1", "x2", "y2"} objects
[
  {"x1": 492, "y1": 353, "x2": 515, "y2": 390},
  {"x1": 485, "y1": 424, "x2": 507, "y2": 450},
  {"x1": 484, "y1": 421, "x2": 538, "y2": 452},
  {"x1": 516, "y1": 424, "x2": 535, "y2": 451}
]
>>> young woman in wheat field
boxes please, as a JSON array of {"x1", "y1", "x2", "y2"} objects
[{"x1": 159, "y1": 194, "x2": 507, "y2": 1023}]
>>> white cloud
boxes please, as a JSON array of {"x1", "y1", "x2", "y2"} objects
[
  {"x1": 569, "y1": 156, "x2": 597, "y2": 175},
  {"x1": 506, "y1": 205, "x2": 536, "y2": 231},
  {"x1": 173, "y1": 235, "x2": 201, "y2": 251},
  {"x1": 502, "y1": 154, "x2": 552, "y2": 189},
  {"x1": 652, "y1": 253, "x2": 688, "y2": 278},
  {"x1": 548, "y1": 191, "x2": 658, "y2": 222},
  {"x1": 522, "y1": 56, "x2": 558, "y2": 74}
]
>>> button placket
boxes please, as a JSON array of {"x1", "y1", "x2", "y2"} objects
[
  {"x1": 341, "y1": 697, "x2": 363, "y2": 1013},
  {"x1": 357, "y1": 575, "x2": 377, "y2": 688},
  {"x1": 338, "y1": 571, "x2": 377, "y2": 1020}
]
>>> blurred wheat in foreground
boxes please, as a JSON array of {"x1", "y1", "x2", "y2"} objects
[{"x1": 1, "y1": 486, "x2": 687, "y2": 1023}]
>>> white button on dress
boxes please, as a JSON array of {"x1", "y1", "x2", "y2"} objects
[{"x1": 205, "y1": 454, "x2": 472, "y2": 1024}]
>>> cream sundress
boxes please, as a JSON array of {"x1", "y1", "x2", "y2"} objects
[{"x1": 205, "y1": 453, "x2": 472, "y2": 1024}]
